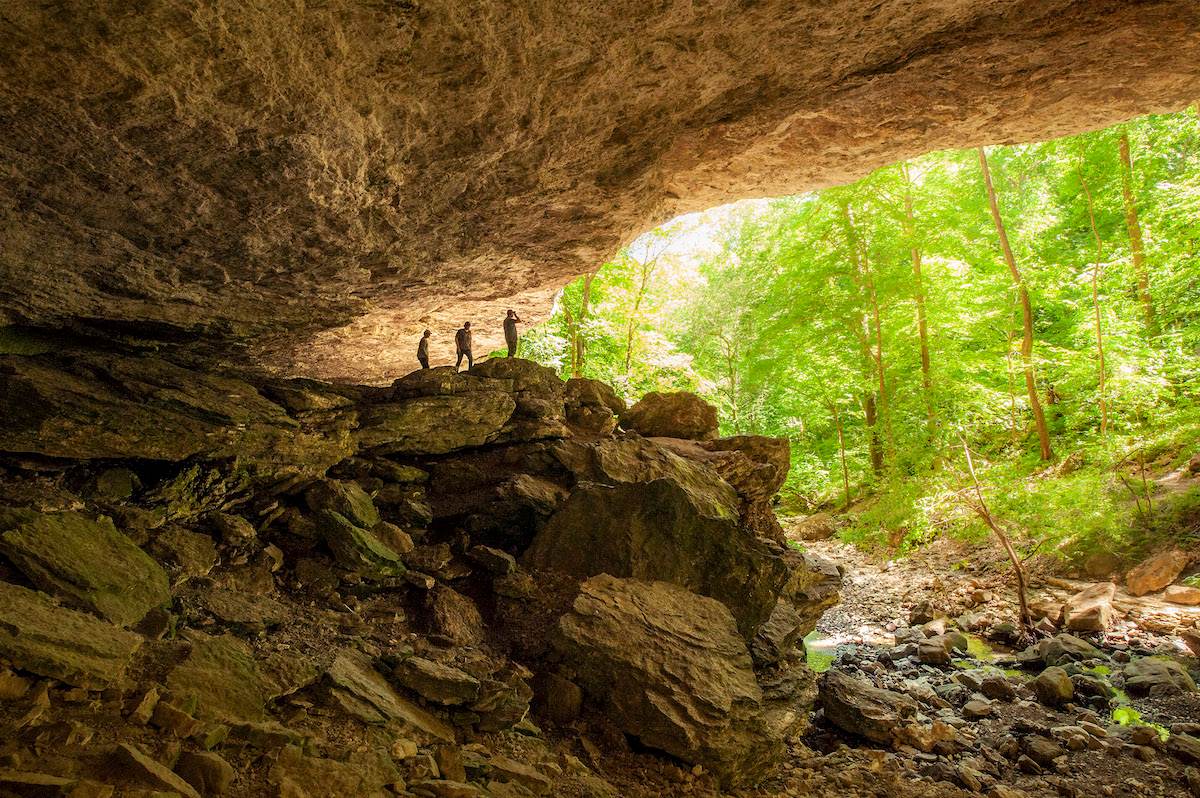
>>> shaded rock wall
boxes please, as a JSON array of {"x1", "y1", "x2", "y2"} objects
[{"x1": 1, "y1": 1, "x2": 1197, "y2": 380}]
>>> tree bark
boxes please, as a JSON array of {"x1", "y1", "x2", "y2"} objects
[
  {"x1": 1118, "y1": 133, "x2": 1157, "y2": 335},
  {"x1": 1079, "y1": 162, "x2": 1109, "y2": 436},
  {"x1": 901, "y1": 163, "x2": 936, "y2": 436},
  {"x1": 842, "y1": 202, "x2": 888, "y2": 473},
  {"x1": 979, "y1": 147, "x2": 1053, "y2": 461}
]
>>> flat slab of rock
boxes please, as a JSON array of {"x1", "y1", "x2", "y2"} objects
[
  {"x1": 1165, "y1": 584, "x2": 1200, "y2": 606},
  {"x1": 392, "y1": 656, "x2": 481, "y2": 706},
  {"x1": 269, "y1": 745, "x2": 399, "y2": 798},
  {"x1": 1126, "y1": 548, "x2": 1190, "y2": 596},
  {"x1": 354, "y1": 392, "x2": 515, "y2": 455},
  {"x1": 553, "y1": 574, "x2": 780, "y2": 787},
  {"x1": 111, "y1": 742, "x2": 201, "y2": 798},
  {"x1": 1062, "y1": 582, "x2": 1116, "y2": 632},
  {"x1": 167, "y1": 632, "x2": 276, "y2": 722},
  {"x1": 0, "y1": 509, "x2": 168, "y2": 626},
  {"x1": 327, "y1": 650, "x2": 455, "y2": 742},
  {"x1": 0, "y1": 581, "x2": 141, "y2": 687}
]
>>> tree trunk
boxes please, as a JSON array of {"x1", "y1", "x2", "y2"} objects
[
  {"x1": 572, "y1": 273, "x2": 594, "y2": 378},
  {"x1": 842, "y1": 202, "x2": 888, "y2": 472},
  {"x1": 978, "y1": 147, "x2": 1053, "y2": 461},
  {"x1": 562, "y1": 302, "x2": 577, "y2": 376},
  {"x1": 902, "y1": 163, "x2": 936, "y2": 436},
  {"x1": 1079, "y1": 162, "x2": 1109, "y2": 437},
  {"x1": 1119, "y1": 133, "x2": 1158, "y2": 335},
  {"x1": 624, "y1": 262, "x2": 654, "y2": 374},
  {"x1": 834, "y1": 403, "x2": 850, "y2": 511}
]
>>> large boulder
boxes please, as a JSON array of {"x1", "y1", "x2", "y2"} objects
[
  {"x1": 1063, "y1": 582, "x2": 1116, "y2": 632},
  {"x1": 524, "y1": 476, "x2": 786, "y2": 637},
  {"x1": 819, "y1": 671, "x2": 920, "y2": 747},
  {"x1": 553, "y1": 575, "x2": 787, "y2": 787},
  {"x1": 0, "y1": 581, "x2": 142, "y2": 687},
  {"x1": 563, "y1": 378, "x2": 624, "y2": 437},
  {"x1": 0, "y1": 509, "x2": 169, "y2": 626},
  {"x1": 1126, "y1": 548, "x2": 1190, "y2": 596},
  {"x1": 1123, "y1": 657, "x2": 1197, "y2": 696},
  {"x1": 620, "y1": 391, "x2": 718, "y2": 440},
  {"x1": 471, "y1": 358, "x2": 570, "y2": 442}
]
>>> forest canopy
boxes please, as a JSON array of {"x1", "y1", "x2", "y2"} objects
[{"x1": 519, "y1": 109, "x2": 1200, "y2": 563}]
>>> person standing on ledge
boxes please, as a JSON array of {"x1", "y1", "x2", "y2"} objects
[
  {"x1": 455, "y1": 321, "x2": 473, "y2": 371},
  {"x1": 416, "y1": 329, "x2": 431, "y2": 369},
  {"x1": 503, "y1": 309, "x2": 522, "y2": 357}
]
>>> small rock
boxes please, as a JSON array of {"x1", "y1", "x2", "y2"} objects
[
  {"x1": 175, "y1": 750, "x2": 236, "y2": 795},
  {"x1": 1034, "y1": 667, "x2": 1074, "y2": 706},
  {"x1": 963, "y1": 699, "x2": 994, "y2": 720},
  {"x1": 209, "y1": 512, "x2": 257, "y2": 546}
]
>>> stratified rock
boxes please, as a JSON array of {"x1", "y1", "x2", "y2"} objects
[
  {"x1": 1123, "y1": 658, "x2": 1198, "y2": 696},
  {"x1": 819, "y1": 670, "x2": 919, "y2": 747},
  {"x1": 354, "y1": 392, "x2": 516, "y2": 455},
  {"x1": 525, "y1": 475, "x2": 785, "y2": 637},
  {"x1": 0, "y1": 581, "x2": 141, "y2": 688},
  {"x1": 621, "y1": 391, "x2": 718, "y2": 440},
  {"x1": 0, "y1": 353, "x2": 351, "y2": 469},
  {"x1": 0, "y1": 509, "x2": 168, "y2": 626},
  {"x1": 1063, "y1": 582, "x2": 1116, "y2": 632},
  {"x1": 1126, "y1": 548, "x2": 1191, "y2": 596},
  {"x1": 326, "y1": 650, "x2": 454, "y2": 742},
  {"x1": 392, "y1": 657, "x2": 481, "y2": 706},
  {"x1": 202, "y1": 588, "x2": 291, "y2": 631},
  {"x1": 751, "y1": 600, "x2": 806, "y2": 666},
  {"x1": 430, "y1": 587, "x2": 485, "y2": 647},
  {"x1": 553, "y1": 575, "x2": 783, "y2": 787},
  {"x1": 167, "y1": 632, "x2": 276, "y2": 722},
  {"x1": 469, "y1": 360, "x2": 569, "y2": 443}
]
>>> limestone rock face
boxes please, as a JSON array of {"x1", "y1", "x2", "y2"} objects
[
  {"x1": 621, "y1": 392, "x2": 719, "y2": 440},
  {"x1": 553, "y1": 575, "x2": 783, "y2": 787},
  {"x1": 0, "y1": 509, "x2": 169, "y2": 626},
  {"x1": 1, "y1": 2, "x2": 1197, "y2": 381}
]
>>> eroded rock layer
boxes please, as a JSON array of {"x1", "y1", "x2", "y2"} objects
[
  {"x1": 2, "y1": 1, "x2": 1198, "y2": 380},
  {"x1": 0, "y1": 353, "x2": 838, "y2": 792}
]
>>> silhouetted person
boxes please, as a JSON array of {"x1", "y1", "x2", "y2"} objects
[
  {"x1": 503, "y1": 309, "x2": 522, "y2": 357},
  {"x1": 417, "y1": 329, "x2": 431, "y2": 369},
  {"x1": 455, "y1": 321, "x2": 473, "y2": 370}
]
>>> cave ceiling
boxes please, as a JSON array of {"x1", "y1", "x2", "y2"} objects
[{"x1": 1, "y1": 1, "x2": 1198, "y2": 382}]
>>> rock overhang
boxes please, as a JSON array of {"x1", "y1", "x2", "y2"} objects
[{"x1": 0, "y1": 0, "x2": 1197, "y2": 381}]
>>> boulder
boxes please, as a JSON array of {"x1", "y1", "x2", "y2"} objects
[
  {"x1": 0, "y1": 509, "x2": 169, "y2": 627},
  {"x1": 175, "y1": 751, "x2": 236, "y2": 796},
  {"x1": 751, "y1": 600, "x2": 806, "y2": 665},
  {"x1": 112, "y1": 743, "x2": 201, "y2": 798},
  {"x1": 354, "y1": 391, "x2": 516, "y2": 455},
  {"x1": 1166, "y1": 585, "x2": 1200, "y2": 606},
  {"x1": 392, "y1": 657, "x2": 481, "y2": 706},
  {"x1": 0, "y1": 581, "x2": 142, "y2": 687},
  {"x1": 818, "y1": 670, "x2": 919, "y2": 747},
  {"x1": 1033, "y1": 666, "x2": 1075, "y2": 706},
  {"x1": 1062, "y1": 582, "x2": 1116, "y2": 632},
  {"x1": 313, "y1": 510, "x2": 405, "y2": 578},
  {"x1": 553, "y1": 575, "x2": 784, "y2": 787},
  {"x1": 563, "y1": 378, "x2": 624, "y2": 436},
  {"x1": 167, "y1": 632, "x2": 278, "y2": 722},
  {"x1": 1123, "y1": 657, "x2": 1197, "y2": 696},
  {"x1": 1017, "y1": 634, "x2": 1105, "y2": 667},
  {"x1": 326, "y1": 650, "x2": 455, "y2": 742},
  {"x1": 792, "y1": 513, "x2": 839, "y2": 541},
  {"x1": 430, "y1": 587, "x2": 485, "y2": 646},
  {"x1": 620, "y1": 391, "x2": 718, "y2": 440},
  {"x1": 525, "y1": 476, "x2": 787, "y2": 637},
  {"x1": 704, "y1": 435, "x2": 791, "y2": 499},
  {"x1": 269, "y1": 745, "x2": 399, "y2": 798},
  {"x1": 1126, "y1": 548, "x2": 1191, "y2": 596},
  {"x1": 305, "y1": 480, "x2": 380, "y2": 529}
]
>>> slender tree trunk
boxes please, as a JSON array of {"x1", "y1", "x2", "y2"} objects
[
  {"x1": 834, "y1": 403, "x2": 850, "y2": 511},
  {"x1": 1119, "y1": 134, "x2": 1158, "y2": 335},
  {"x1": 572, "y1": 273, "x2": 594, "y2": 378},
  {"x1": 1005, "y1": 324, "x2": 1021, "y2": 445},
  {"x1": 843, "y1": 202, "x2": 888, "y2": 473},
  {"x1": 902, "y1": 163, "x2": 936, "y2": 436},
  {"x1": 624, "y1": 263, "x2": 653, "y2": 374},
  {"x1": 1079, "y1": 163, "x2": 1109, "y2": 437},
  {"x1": 562, "y1": 303, "x2": 577, "y2": 376},
  {"x1": 979, "y1": 147, "x2": 1053, "y2": 461}
]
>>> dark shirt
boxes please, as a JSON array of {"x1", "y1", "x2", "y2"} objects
[
  {"x1": 417, "y1": 337, "x2": 429, "y2": 359},
  {"x1": 455, "y1": 328, "x2": 471, "y2": 353},
  {"x1": 503, "y1": 317, "x2": 518, "y2": 341}
]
